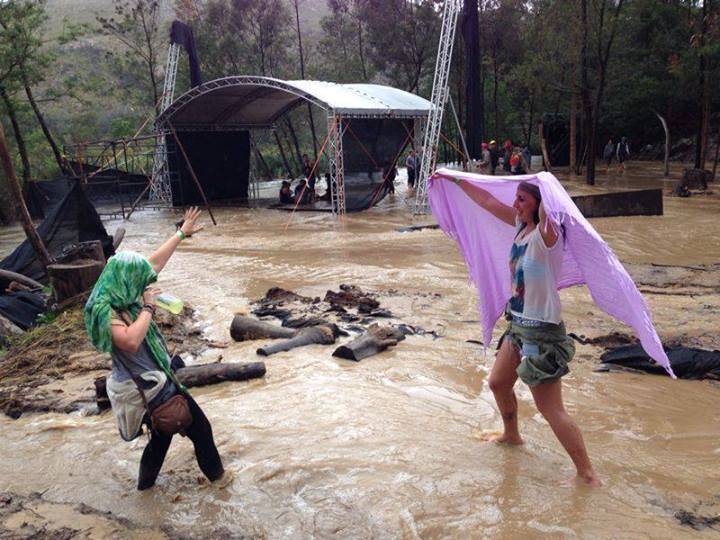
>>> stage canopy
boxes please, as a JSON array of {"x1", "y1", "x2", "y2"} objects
[
  {"x1": 156, "y1": 76, "x2": 433, "y2": 129},
  {"x1": 155, "y1": 76, "x2": 433, "y2": 213}
]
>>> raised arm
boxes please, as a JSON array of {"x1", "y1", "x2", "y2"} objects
[
  {"x1": 148, "y1": 207, "x2": 203, "y2": 274},
  {"x1": 445, "y1": 177, "x2": 516, "y2": 226}
]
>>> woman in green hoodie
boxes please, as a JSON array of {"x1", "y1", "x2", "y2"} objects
[{"x1": 85, "y1": 208, "x2": 227, "y2": 490}]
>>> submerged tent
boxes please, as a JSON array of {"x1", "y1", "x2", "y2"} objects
[
  {"x1": 155, "y1": 76, "x2": 433, "y2": 212},
  {"x1": 0, "y1": 181, "x2": 115, "y2": 328}
]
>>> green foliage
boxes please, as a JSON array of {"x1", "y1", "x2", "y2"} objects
[{"x1": 0, "y1": 0, "x2": 717, "y2": 189}]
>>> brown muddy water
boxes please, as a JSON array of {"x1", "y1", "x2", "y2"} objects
[{"x1": 0, "y1": 162, "x2": 719, "y2": 538}]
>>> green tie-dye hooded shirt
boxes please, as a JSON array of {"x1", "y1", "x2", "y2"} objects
[{"x1": 84, "y1": 251, "x2": 172, "y2": 379}]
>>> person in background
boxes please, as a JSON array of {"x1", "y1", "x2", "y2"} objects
[
  {"x1": 480, "y1": 142, "x2": 491, "y2": 173},
  {"x1": 406, "y1": 149, "x2": 418, "y2": 189},
  {"x1": 502, "y1": 140, "x2": 513, "y2": 173},
  {"x1": 489, "y1": 140, "x2": 499, "y2": 175},
  {"x1": 521, "y1": 146, "x2": 532, "y2": 173},
  {"x1": 84, "y1": 208, "x2": 230, "y2": 491},
  {"x1": 303, "y1": 153, "x2": 317, "y2": 190},
  {"x1": 294, "y1": 178, "x2": 313, "y2": 205},
  {"x1": 384, "y1": 159, "x2": 398, "y2": 194},
  {"x1": 510, "y1": 149, "x2": 522, "y2": 175},
  {"x1": 616, "y1": 137, "x2": 630, "y2": 174},
  {"x1": 279, "y1": 180, "x2": 294, "y2": 204},
  {"x1": 603, "y1": 139, "x2": 614, "y2": 173}
]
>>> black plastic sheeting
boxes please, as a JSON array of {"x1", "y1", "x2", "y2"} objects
[
  {"x1": 1, "y1": 180, "x2": 114, "y2": 329},
  {"x1": 170, "y1": 20, "x2": 202, "y2": 88},
  {"x1": 600, "y1": 344, "x2": 720, "y2": 380},
  {"x1": 343, "y1": 119, "x2": 413, "y2": 175},
  {"x1": 0, "y1": 291, "x2": 47, "y2": 331},
  {"x1": 1, "y1": 180, "x2": 114, "y2": 285},
  {"x1": 167, "y1": 130, "x2": 250, "y2": 205},
  {"x1": 24, "y1": 178, "x2": 75, "y2": 220}
]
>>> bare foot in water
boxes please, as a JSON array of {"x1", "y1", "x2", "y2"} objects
[
  {"x1": 477, "y1": 431, "x2": 524, "y2": 445},
  {"x1": 577, "y1": 471, "x2": 602, "y2": 487}
]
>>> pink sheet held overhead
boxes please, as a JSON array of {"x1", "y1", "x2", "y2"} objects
[{"x1": 428, "y1": 168, "x2": 675, "y2": 378}]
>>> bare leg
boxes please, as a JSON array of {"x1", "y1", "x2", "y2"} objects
[
  {"x1": 530, "y1": 380, "x2": 601, "y2": 486},
  {"x1": 486, "y1": 338, "x2": 523, "y2": 445}
]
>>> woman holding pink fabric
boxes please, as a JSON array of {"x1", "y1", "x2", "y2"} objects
[{"x1": 443, "y1": 177, "x2": 601, "y2": 487}]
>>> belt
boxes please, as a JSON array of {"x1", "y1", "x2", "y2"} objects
[{"x1": 511, "y1": 315, "x2": 551, "y2": 328}]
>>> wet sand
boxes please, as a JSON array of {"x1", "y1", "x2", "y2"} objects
[{"x1": 0, "y1": 162, "x2": 719, "y2": 538}]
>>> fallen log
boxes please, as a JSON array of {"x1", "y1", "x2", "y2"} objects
[
  {"x1": 0, "y1": 269, "x2": 44, "y2": 290},
  {"x1": 94, "y1": 361, "x2": 267, "y2": 408},
  {"x1": 230, "y1": 315, "x2": 296, "y2": 341},
  {"x1": 176, "y1": 361, "x2": 266, "y2": 387},
  {"x1": 332, "y1": 324, "x2": 405, "y2": 361},
  {"x1": 257, "y1": 325, "x2": 336, "y2": 356}
]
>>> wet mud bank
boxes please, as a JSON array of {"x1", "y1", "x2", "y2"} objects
[{"x1": 0, "y1": 304, "x2": 218, "y2": 419}]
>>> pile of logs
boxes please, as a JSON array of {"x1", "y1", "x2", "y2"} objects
[{"x1": 230, "y1": 313, "x2": 405, "y2": 361}]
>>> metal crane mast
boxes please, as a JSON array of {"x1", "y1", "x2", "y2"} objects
[
  {"x1": 149, "y1": 42, "x2": 181, "y2": 205},
  {"x1": 414, "y1": 0, "x2": 463, "y2": 214}
]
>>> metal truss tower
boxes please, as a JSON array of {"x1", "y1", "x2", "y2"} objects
[
  {"x1": 149, "y1": 42, "x2": 181, "y2": 205},
  {"x1": 327, "y1": 113, "x2": 347, "y2": 219},
  {"x1": 414, "y1": 0, "x2": 463, "y2": 214}
]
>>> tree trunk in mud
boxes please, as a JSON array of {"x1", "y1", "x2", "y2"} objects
[
  {"x1": 332, "y1": 324, "x2": 405, "y2": 361},
  {"x1": 256, "y1": 325, "x2": 336, "y2": 356},
  {"x1": 0, "y1": 124, "x2": 54, "y2": 269},
  {"x1": 176, "y1": 362, "x2": 266, "y2": 387},
  {"x1": 230, "y1": 315, "x2": 296, "y2": 342},
  {"x1": 95, "y1": 362, "x2": 267, "y2": 409}
]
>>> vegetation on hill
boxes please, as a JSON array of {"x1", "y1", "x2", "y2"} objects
[{"x1": 0, "y1": 0, "x2": 718, "y2": 219}]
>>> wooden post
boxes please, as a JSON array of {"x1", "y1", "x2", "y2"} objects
[
  {"x1": 0, "y1": 124, "x2": 54, "y2": 268},
  {"x1": 654, "y1": 111, "x2": 670, "y2": 177},
  {"x1": 170, "y1": 127, "x2": 217, "y2": 225}
]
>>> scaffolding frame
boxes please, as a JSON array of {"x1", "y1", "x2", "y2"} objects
[
  {"x1": 149, "y1": 42, "x2": 181, "y2": 206},
  {"x1": 414, "y1": 0, "x2": 463, "y2": 215}
]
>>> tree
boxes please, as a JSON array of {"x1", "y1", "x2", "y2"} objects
[
  {"x1": 98, "y1": 0, "x2": 165, "y2": 116},
  {"x1": 291, "y1": 0, "x2": 319, "y2": 159},
  {"x1": 360, "y1": 0, "x2": 440, "y2": 93},
  {"x1": 579, "y1": 0, "x2": 624, "y2": 185},
  {"x1": 463, "y1": 0, "x2": 484, "y2": 158}
]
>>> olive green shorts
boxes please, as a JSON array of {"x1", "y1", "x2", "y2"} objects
[{"x1": 498, "y1": 318, "x2": 576, "y2": 387}]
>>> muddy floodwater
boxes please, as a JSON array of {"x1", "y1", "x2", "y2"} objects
[{"x1": 1, "y1": 163, "x2": 719, "y2": 538}]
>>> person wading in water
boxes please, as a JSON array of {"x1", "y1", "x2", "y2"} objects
[
  {"x1": 438, "y1": 177, "x2": 601, "y2": 487},
  {"x1": 85, "y1": 208, "x2": 231, "y2": 490}
]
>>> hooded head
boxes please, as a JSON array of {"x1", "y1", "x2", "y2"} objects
[{"x1": 84, "y1": 251, "x2": 170, "y2": 373}]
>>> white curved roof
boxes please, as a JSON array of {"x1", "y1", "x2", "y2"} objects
[{"x1": 157, "y1": 76, "x2": 433, "y2": 130}]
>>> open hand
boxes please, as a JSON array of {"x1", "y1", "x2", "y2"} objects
[{"x1": 180, "y1": 207, "x2": 204, "y2": 237}]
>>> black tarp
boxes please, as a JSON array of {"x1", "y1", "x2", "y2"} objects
[
  {"x1": 0, "y1": 180, "x2": 114, "y2": 285},
  {"x1": 342, "y1": 119, "x2": 412, "y2": 175},
  {"x1": 0, "y1": 291, "x2": 46, "y2": 331},
  {"x1": 170, "y1": 21, "x2": 202, "y2": 88},
  {"x1": 167, "y1": 130, "x2": 250, "y2": 205},
  {"x1": 24, "y1": 178, "x2": 75, "y2": 220}
]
